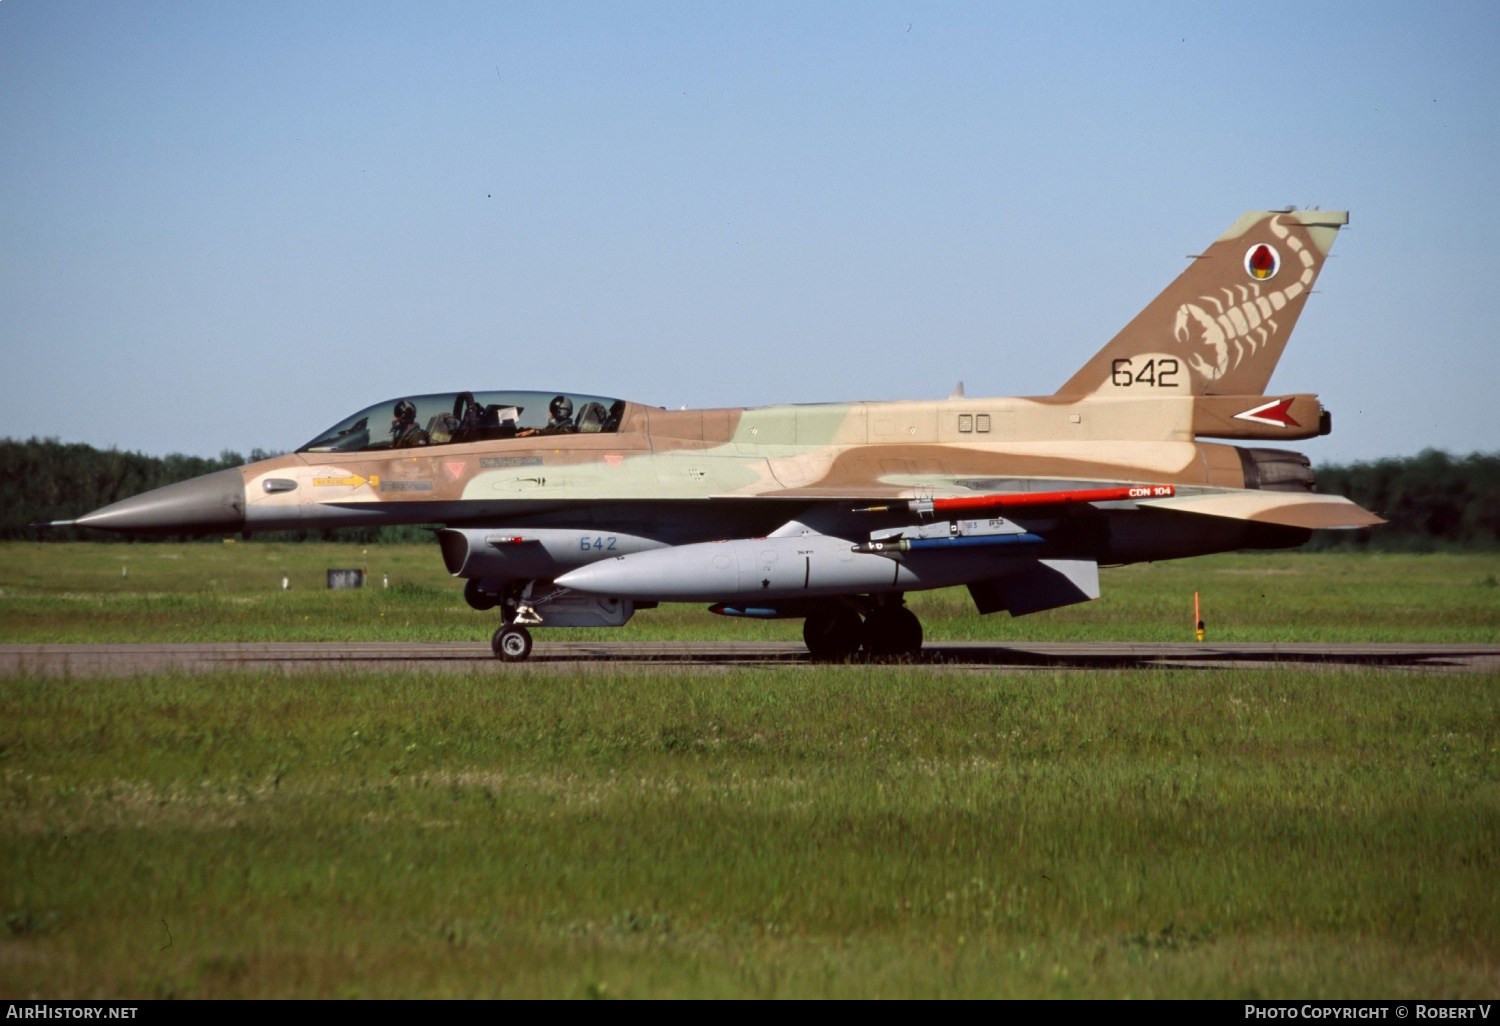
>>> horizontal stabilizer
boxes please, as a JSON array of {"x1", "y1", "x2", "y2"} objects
[{"x1": 1141, "y1": 491, "x2": 1384, "y2": 530}]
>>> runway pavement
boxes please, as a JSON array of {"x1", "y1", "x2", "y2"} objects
[{"x1": 3, "y1": 640, "x2": 1499, "y2": 676}]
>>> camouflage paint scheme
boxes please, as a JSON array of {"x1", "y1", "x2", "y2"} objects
[
  {"x1": 243, "y1": 392, "x2": 1349, "y2": 530},
  {"x1": 56, "y1": 210, "x2": 1381, "y2": 654},
  {"x1": 237, "y1": 210, "x2": 1373, "y2": 537}
]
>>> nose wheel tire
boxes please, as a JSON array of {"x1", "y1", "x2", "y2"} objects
[
  {"x1": 803, "y1": 607, "x2": 863, "y2": 661},
  {"x1": 492, "y1": 624, "x2": 534, "y2": 662},
  {"x1": 861, "y1": 606, "x2": 923, "y2": 658}
]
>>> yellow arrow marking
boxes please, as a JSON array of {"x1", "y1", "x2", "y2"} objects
[{"x1": 314, "y1": 474, "x2": 379, "y2": 488}]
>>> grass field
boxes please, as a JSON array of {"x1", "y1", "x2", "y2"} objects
[
  {"x1": 2, "y1": 664, "x2": 1498, "y2": 998},
  {"x1": 1, "y1": 542, "x2": 1498, "y2": 644},
  {"x1": 2, "y1": 543, "x2": 1498, "y2": 998}
]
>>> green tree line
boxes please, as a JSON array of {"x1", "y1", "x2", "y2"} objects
[
  {"x1": 1306, "y1": 449, "x2": 1500, "y2": 551},
  {"x1": 2, "y1": 436, "x2": 1497, "y2": 548}
]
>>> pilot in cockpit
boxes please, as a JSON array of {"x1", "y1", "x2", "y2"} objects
[
  {"x1": 390, "y1": 399, "x2": 428, "y2": 447},
  {"x1": 517, "y1": 396, "x2": 576, "y2": 438},
  {"x1": 541, "y1": 395, "x2": 576, "y2": 434}
]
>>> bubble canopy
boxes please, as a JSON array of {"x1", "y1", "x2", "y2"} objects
[{"x1": 298, "y1": 391, "x2": 627, "y2": 453}]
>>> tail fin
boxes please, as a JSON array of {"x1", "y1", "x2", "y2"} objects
[{"x1": 1056, "y1": 210, "x2": 1348, "y2": 396}]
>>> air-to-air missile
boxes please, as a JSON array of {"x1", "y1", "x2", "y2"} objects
[{"x1": 40, "y1": 210, "x2": 1382, "y2": 662}]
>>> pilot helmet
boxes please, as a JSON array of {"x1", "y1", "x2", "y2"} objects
[
  {"x1": 549, "y1": 395, "x2": 573, "y2": 421},
  {"x1": 393, "y1": 399, "x2": 417, "y2": 425}
]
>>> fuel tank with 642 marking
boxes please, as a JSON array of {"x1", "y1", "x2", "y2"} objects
[{"x1": 437, "y1": 527, "x2": 669, "y2": 581}]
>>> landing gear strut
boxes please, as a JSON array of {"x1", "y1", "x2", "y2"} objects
[
  {"x1": 489, "y1": 581, "x2": 542, "y2": 661},
  {"x1": 492, "y1": 623, "x2": 533, "y2": 662}
]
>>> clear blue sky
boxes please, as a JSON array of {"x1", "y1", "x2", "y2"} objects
[{"x1": 1, "y1": 1, "x2": 1496, "y2": 462}]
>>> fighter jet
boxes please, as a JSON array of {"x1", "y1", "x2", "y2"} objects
[{"x1": 47, "y1": 209, "x2": 1381, "y2": 661}]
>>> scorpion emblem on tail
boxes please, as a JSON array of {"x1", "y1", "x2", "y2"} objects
[
  {"x1": 1056, "y1": 209, "x2": 1346, "y2": 398},
  {"x1": 1172, "y1": 216, "x2": 1318, "y2": 383}
]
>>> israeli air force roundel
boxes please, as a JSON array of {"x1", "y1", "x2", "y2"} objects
[{"x1": 1245, "y1": 243, "x2": 1280, "y2": 281}]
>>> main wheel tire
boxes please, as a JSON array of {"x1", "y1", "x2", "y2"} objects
[
  {"x1": 803, "y1": 607, "x2": 863, "y2": 661},
  {"x1": 492, "y1": 624, "x2": 533, "y2": 662},
  {"x1": 861, "y1": 606, "x2": 923, "y2": 658},
  {"x1": 465, "y1": 579, "x2": 500, "y2": 611}
]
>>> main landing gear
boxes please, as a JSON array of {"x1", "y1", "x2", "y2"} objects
[{"x1": 802, "y1": 600, "x2": 923, "y2": 661}]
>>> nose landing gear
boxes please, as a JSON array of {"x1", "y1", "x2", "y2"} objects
[
  {"x1": 492, "y1": 623, "x2": 533, "y2": 662},
  {"x1": 485, "y1": 580, "x2": 535, "y2": 662}
]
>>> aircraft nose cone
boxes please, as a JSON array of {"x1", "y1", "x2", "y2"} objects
[{"x1": 74, "y1": 468, "x2": 247, "y2": 534}]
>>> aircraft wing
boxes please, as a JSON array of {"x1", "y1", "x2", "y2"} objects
[{"x1": 756, "y1": 481, "x2": 1384, "y2": 531}]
